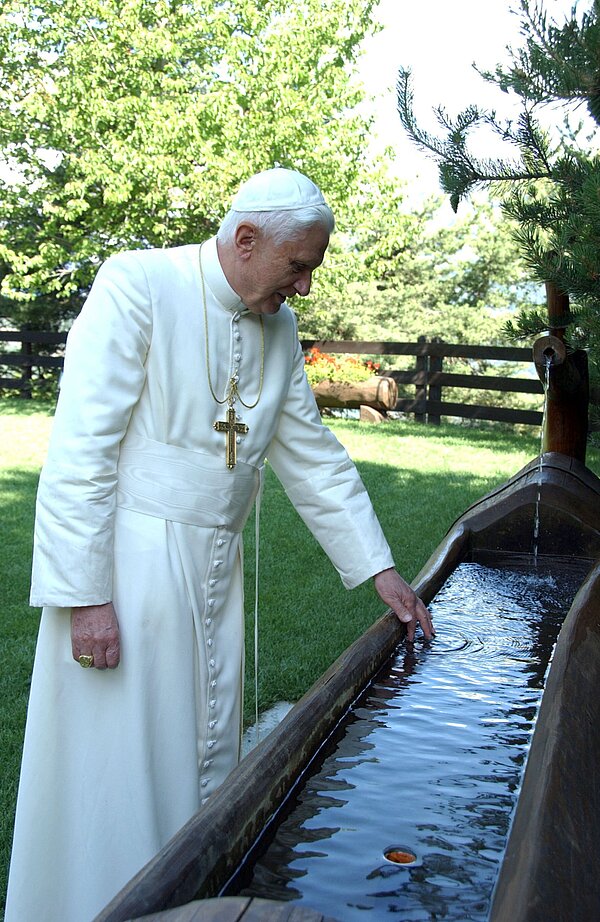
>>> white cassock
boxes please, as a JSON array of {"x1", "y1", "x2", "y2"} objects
[{"x1": 5, "y1": 237, "x2": 394, "y2": 922}]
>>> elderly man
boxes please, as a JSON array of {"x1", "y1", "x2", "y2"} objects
[{"x1": 5, "y1": 168, "x2": 433, "y2": 922}]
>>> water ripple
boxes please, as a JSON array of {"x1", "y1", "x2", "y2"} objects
[{"x1": 239, "y1": 562, "x2": 589, "y2": 921}]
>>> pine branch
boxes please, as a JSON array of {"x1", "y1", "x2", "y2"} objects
[
  {"x1": 478, "y1": 0, "x2": 600, "y2": 121},
  {"x1": 397, "y1": 69, "x2": 553, "y2": 209}
]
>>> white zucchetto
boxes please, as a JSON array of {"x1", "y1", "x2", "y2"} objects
[{"x1": 231, "y1": 168, "x2": 326, "y2": 213}]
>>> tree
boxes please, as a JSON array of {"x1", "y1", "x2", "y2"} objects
[
  {"x1": 298, "y1": 178, "x2": 540, "y2": 348},
  {"x1": 396, "y1": 0, "x2": 600, "y2": 414},
  {"x1": 0, "y1": 0, "x2": 378, "y2": 327}
]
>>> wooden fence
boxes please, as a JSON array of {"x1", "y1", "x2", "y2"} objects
[
  {"x1": 302, "y1": 337, "x2": 543, "y2": 426},
  {"x1": 1, "y1": 330, "x2": 543, "y2": 426},
  {"x1": 0, "y1": 330, "x2": 67, "y2": 398}
]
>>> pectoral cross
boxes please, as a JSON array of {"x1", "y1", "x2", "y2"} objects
[{"x1": 213, "y1": 405, "x2": 249, "y2": 469}]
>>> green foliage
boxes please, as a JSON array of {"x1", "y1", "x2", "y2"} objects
[
  {"x1": 0, "y1": 0, "x2": 379, "y2": 326},
  {"x1": 297, "y1": 189, "x2": 542, "y2": 348},
  {"x1": 0, "y1": 0, "x2": 544, "y2": 365},
  {"x1": 396, "y1": 0, "x2": 600, "y2": 412}
]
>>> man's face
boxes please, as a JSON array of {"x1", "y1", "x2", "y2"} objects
[{"x1": 238, "y1": 223, "x2": 330, "y2": 315}]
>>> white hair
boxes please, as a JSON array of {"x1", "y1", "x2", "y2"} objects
[{"x1": 217, "y1": 204, "x2": 335, "y2": 246}]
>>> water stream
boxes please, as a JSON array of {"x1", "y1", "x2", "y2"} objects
[
  {"x1": 230, "y1": 561, "x2": 588, "y2": 921},
  {"x1": 532, "y1": 356, "x2": 551, "y2": 564}
]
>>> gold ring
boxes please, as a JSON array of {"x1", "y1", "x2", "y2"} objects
[{"x1": 78, "y1": 654, "x2": 94, "y2": 668}]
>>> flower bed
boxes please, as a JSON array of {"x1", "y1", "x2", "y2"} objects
[{"x1": 304, "y1": 348, "x2": 380, "y2": 386}]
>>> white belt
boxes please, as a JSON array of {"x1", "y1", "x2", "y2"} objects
[{"x1": 116, "y1": 434, "x2": 261, "y2": 532}]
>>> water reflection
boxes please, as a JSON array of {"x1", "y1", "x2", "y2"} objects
[{"x1": 234, "y1": 563, "x2": 588, "y2": 921}]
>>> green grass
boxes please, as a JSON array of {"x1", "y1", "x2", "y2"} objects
[
  {"x1": 1, "y1": 400, "x2": 599, "y2": 911},
  {"x1": 0, "y1": 401, "x2": 55, "y2": 914}
]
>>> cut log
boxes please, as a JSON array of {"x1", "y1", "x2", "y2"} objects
[
  {"x1": 311, "y1": 376, "x2": 397, "y2": 410},
  {"x1": 359, "y1": 405, "x2": 385, "y2": 424}
]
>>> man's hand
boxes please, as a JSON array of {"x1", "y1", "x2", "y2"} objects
[
  {"x1": 373, "y1": 568, "x2": 435, "y2": 642},
  {"x1": 71, "y1": 602, "x2": 121, "y2": 669}
]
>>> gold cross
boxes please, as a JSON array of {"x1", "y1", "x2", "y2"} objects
[{"x1": 213, "y1": 406, "x2": 249, "y2": 469}]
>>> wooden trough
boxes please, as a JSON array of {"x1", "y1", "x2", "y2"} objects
[{"x1": 95, "y1": 451, "x2": 600, "y2": 922}]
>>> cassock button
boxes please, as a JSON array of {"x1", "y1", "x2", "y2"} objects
[
  {"x1": 234, "y1": 330, "x2": 241, "y2": 340},
  {"x1": 210, "y1": 680, "x2": 217, "y2": 688},
  {"x1": 209, "y1": 579, "x2": 217, "y2": 587},
  {"x1": 209, "y1": 720, "x2": 217, "y2": 729},
  {"x1": 217, "y1": 538, "x2": 226, "y2": 547},
  {"x1": 209, "y1": 700, "x2": 216, "y2": 708},
  {"x1": 213, "y1": 560, "x2": 223, "y2": 568},
  {"x1": 202, "y1": 796, "x2": 210, "y2": 805},
  {"x1": 203, "y1": 760, "x2": 212, "y2": 768},
  {"x1": 209, "y1": 659, "x2": 216, "y2": 668},
  {"x1": 205, "y1": 617, "x2": 212, "y2": 626},
  {"x1": 207, "y1": 638, "x2": 213, "y2": 647},
  {"x1": 207, "y1": 740, "x2": 216, "y2": 749},
  {"x1": 234, "y1": 352, "x2": 241, "y2": 361},
  {"x1": 201, "y1": 779, "x2": 209, "y2": 787},
  {"x1": 208, "y1": 598, "x2": 215, "y2": 607}
]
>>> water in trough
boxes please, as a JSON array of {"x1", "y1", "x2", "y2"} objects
[{"x1": 229, "y1": 560, "x2": 589, "y2": 921}]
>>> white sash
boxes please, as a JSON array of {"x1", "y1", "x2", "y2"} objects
[{"x1": 116, "y1": 434, "x2": 261, "y2": 532}]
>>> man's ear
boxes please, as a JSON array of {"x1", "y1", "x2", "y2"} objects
[{"x1": 234, "y1": 222, "x2": 258, "y2": 259}]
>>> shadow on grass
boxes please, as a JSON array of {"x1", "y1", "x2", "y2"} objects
[{"x1": 0, "y1": 398, "x2": 55, "y2": 417}]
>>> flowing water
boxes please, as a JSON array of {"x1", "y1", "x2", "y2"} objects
[
  {"x1": 230, "y1": 561, "x2": 589, "y2": 921},
  {"x1": 533, "y1": 357, "x2": 551, "y2": 563}
]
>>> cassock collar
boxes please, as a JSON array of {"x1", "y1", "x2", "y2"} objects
[{"x1": 200, "y1": 236, "x2": 246, "y2": 315}]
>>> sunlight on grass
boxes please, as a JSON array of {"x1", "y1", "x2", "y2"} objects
[
  {"x1": 328, "y1": 418, "x2": 540, "y2": 477},
  {"x1": 0, "y1": 402, "x2": 53, "y2": 470}
]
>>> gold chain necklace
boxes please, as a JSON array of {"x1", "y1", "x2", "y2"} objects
[{"x1": 199, "y1": 243, "x2": 265, "y2": 468}]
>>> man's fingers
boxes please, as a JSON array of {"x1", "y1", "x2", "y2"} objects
[
  {"x1": 91, "y1": 648, "x2": 107, "y2": 670},
  {"x1": 373, "y1": 570, "x2": 435, "y2": 641},
  {"x1": 105, "y1": 640, "x2": 121, "y2": 669},
  {"x1": 72, "y1": 643, "x2": 120, "y2": 669},
  {"x1": 419, "y1": 608, "x2": 436, "y2": 637},
  {"x1": 71, "y1": 603, "x2": 120, "y2": 669},
  {"x1": 398, "y1": 603, "x2": 435, "y2": 642}
]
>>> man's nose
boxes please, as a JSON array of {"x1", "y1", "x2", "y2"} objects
[{"x1": 294, "y1": 272, "x2": 312, "y2": 297}]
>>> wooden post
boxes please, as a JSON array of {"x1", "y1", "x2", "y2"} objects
[
  {"x1": 428, "y1": 338, "x2": 442, "y2": 426},
  {"x1": 545, "y1": 280, "x2": 570, "y2": 339},
  {"x1": 414, "y1": 335, "x2": 427, "y2": 424},
  {"x1": 19, "y1": 329, "x2": 32, "y2": 399},
  {"x1": 533, "y1": 283, "x2": 589, "y2": 463}
]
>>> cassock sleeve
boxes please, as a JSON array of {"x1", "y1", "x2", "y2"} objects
[
  {"x1": 30, "y1": 252, "x2": 153, "y2": 607},
  {"x1": 266, "y1": 332, "x2": 395, "y2": 590}
]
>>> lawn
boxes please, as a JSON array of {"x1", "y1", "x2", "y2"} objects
[{"x1": 1, "y1": 399, "x2": 599, "y2": 910}]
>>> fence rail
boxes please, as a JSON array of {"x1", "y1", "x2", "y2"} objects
[
  {"x1": 0, "y1": 330, "x2": 68, "y2": 397},
  {"x1": 1, "y1": 331, "x2": 543, "y2": 426}
]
